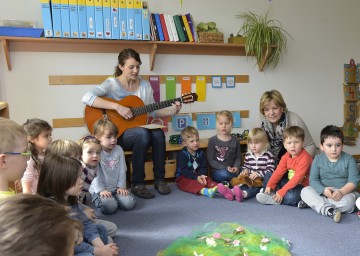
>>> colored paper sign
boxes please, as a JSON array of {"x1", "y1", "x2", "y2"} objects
[
  {"x1": 165, "y1": 76, "x2": 176, "y2": 100},
  {"x1": 196, "y1": 76, "x2": 206, "y2": 102},
  {"x1": 232, "y1": 111, "x2": 241, "y2": 128},
  {"x1": 181, "y1": 76, "x2": 192, "y2": 95},
  {"x1": 149, "y1": 76, "x2": 160, "y2": 102},
  {"x1": 196, "y1": 113, "x2": 216, "y2": 130},
  {"x1": 171, "y1": 114, "x2": 193, "y2": 131}
]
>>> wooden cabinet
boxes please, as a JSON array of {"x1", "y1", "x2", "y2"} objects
[{"x1": 0, "y1": 36, "x2": 272, "y2": 71}]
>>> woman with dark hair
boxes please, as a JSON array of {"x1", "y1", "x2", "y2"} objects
[
  {"x1": 254, "y1": 90, "x2": 316, "y2": 165},
  {"x1": 82, "y1": 48, "x2": 181, "y2": 199}
]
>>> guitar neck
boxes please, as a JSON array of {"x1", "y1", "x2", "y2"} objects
[{"x1": 132, "y1": 97, "x2": 182, "y2": 116}]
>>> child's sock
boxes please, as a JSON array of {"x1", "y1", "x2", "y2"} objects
[
  {"x1": 232, "y1": 186, "x2": 244, "y2": 202},
  {"x1": 243, "y1": 191, "x2": 248, "y2": 199},
  {"x1": 218, "y1": 183, "x2": 234, "y2": 201},
  {"x1": 201, "y1": 186, "x2": 218, "y2": 198}
]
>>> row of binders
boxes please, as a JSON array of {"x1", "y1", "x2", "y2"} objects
[
  {"x1": 40, "y1": 0, "x2": 151, "y2": 40},
  {"x1": 149, "y1": 13, "x2": 197, "y2": 42}
]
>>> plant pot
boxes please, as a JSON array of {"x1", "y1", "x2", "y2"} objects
[
  {"x1": 198, "y1": 32, "x2": 224, "y2": 43},
  {"x1": 228, "y1": 36, "x2": 246, "y2": 44}
]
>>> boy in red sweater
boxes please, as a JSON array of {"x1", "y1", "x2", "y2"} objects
[{"x1": 256, "y1": 126, "x2": 313, "y2": 206}]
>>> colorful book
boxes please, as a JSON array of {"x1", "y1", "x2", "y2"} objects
[
  {"x1": 133, "y1": 0, "x2": 142, "y2": 40},
  {"x1": 149, "y1": 13, "x2": 158, "y2": 41},
  {"x1": 86, "y1": 0, "x2": 95, "y2": 38},
  {"x1": 173, "y1": 14, "x2": 185, "y2": 42},
  {"x1": 60, "y1": 0, "x2": 71, "y2": 38},
  {"x1": 154, "y1": 13, "x2": 164, "y2": 41},
  {"x1": 185, "y1": 13, "x2": 196, "y2": 42},
  {"x1": 141, "y1": 1, "x2": 150, "y2": 40},
  {"x1": 182, "y1": 14, "x2": 193, "y2": 42},
  {"x1": 103, "y1": 0, "x2": 112, "y2": 39},
  {"x1": 94, "y1": 0, "x2": 104, "y2": 39},
  {"x1": 163, "y1": 14, "x2": 174, "y2": 41},
  {"x1": 159, "y1": 14, "x2": 169, "y2": 41},
  {"x1": 167, "y1": 14, "x2": 179, "y2": 42},
  {"x1": 78, "y1": 0, "x2": 87, "y2": 38},
  {"x1": 51, "y1": 0, "x2": 62, "y2": 37},
  {"x1": 69, "y1": 0, "x2": 79, "y2": 38},
  {"x1": 119, "y1": 0, "x2": 127, "y2": 39},
  {"x1": 177, "y1": 14, "x2": 189, "y2": 42},
  {"x1": 126, "y1": 0, "x2": 135, "y2": 40},
  {"x1": 40, "y1": 0, "x2": 53, "y2": 37},
  {"x1": 110, "y1": 0, "x2": 120, "y2": 39}
]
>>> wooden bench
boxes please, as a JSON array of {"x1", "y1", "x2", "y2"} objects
[{"x1": 124, "y1": 138, "x2": 247, "y2": 182}]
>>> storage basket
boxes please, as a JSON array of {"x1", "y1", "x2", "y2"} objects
[{"x1": 198, "y1": 32, "x2": 224, "y2": 43}]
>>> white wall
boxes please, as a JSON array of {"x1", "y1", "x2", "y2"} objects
[{"x1": 0, "y1": 0, "x2": 359, "y2": 154}]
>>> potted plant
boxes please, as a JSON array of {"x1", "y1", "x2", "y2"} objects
[{"x1": 236, "y1": 10, "x2": 292, "y2": 70}]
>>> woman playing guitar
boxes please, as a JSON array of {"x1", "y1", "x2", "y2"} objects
[{"x1": 82, "y1": 48, "x2": 182, "y2": 199}]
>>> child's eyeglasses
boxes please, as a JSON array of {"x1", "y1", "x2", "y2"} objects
[{"x1": 2, "y1": 152, "x2": 32, "y2": 156}]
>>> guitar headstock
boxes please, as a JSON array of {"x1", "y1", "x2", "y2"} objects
[{"x1": 181, "y1": 92, "x2": 198, "y2": 104}]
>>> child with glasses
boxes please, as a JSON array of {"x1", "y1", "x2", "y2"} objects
[
  {"x1": 21, "y1": 118, "x2": 53, "y2": 194},
  {"x1": 0, "y1": 118, "x2": 29, "y2": 199}
]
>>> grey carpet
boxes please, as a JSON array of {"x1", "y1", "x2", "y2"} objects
[{"x1": 95, "y1": 183, "x2": 359, "y2": 256}]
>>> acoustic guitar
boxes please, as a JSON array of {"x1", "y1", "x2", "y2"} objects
[{"x1": 84, "y1": 93, "x2": 198, "y2": 137}]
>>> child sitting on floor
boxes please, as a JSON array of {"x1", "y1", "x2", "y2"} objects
[
  {"x1": 299, "y1": 125, "x2": 359, "y2": 223},
  {"x1": 78, "y1": 135, "x2": 102, "y2": 204},
  {"x1": 21, "y1": 118, "x2": 52, "y2": 194},
  {"x1": 0, "y1": 118, "x2": 28, "y2": 199},
  {"x1": 229, "y1": 128, "x2": 275, "y2": 202},
  {"x1": 91, "y1": 119, "x2": 136, "y2": 215},
  {"x1": 175, "y1": 126, "x2": 218, "y2": 198},
  {"x1": 256, "y1": 126, "x2": 313, "y2": 206},
  {"x1": 46, "y1": 139, "x2": 118, "y2": 243},
  {"x1": 0, "y1": 194, "x2": 83, "y2": 256}
]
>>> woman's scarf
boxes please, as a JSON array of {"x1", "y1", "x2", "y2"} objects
[{"x1": 261, "y1": 112, "x2": 289, "y2": 163}]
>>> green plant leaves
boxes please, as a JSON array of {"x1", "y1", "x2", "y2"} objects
[{"x1": 236, "y1": 11, "x2": 292, "y2": 69}]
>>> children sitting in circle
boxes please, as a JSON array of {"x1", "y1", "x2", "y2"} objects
[
  {"x1": 256, "y1": 126, "x2": 313, "y2": 206},
  {"x1": 90, "y1": 119, "x2": 136, "y2": 215},
  {"x1": 229, "y1": 128, "x2": 275, "y2": 201},
  {"x1": 21, "y1": 118, "x2": 52, "y2": 194}
]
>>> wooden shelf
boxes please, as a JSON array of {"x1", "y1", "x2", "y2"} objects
[{"x1": 0, "y1": 36, "x2": 271, "y2": 71}]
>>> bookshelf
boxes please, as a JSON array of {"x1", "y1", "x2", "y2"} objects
[{"x1": 0, "y1": 36, "x2": 273, "y2": 71}]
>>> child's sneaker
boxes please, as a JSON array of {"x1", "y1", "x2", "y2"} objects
[
  {"x1": 256, "y1": 192, "x2": 280, "y2": 205},
  {"x1": 232, "y1": 186, "x2": 243, "y2": 202},
  {"x1": 327, "y1": 208, "x2": 341, "y2": 223},
  {"x1": 297, "y1": 200, "x2": 309, "y2": 209},
  {"x1": 218, "y1": 183, "x2": 234, "y2": 201}
]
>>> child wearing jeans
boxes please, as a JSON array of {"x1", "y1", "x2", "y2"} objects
[
  {"x1": 46, "y1": 139, "x2": 118, "y2": 243},
  {"x1": 229, "y1": 128, "x2": 275, "y2": 201},
  {"x1": 299, "y1": 125, "x2": 359, "y2": 223},
  {"x1": 175, "y1": 126, "x2": 218, "y2": 198},
  {"x1": 256, "y1": 126, "x2": 313, "y2": 206},
  {"x1": 91, "y1": 119, "x2": 136, "y2": 215}
]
